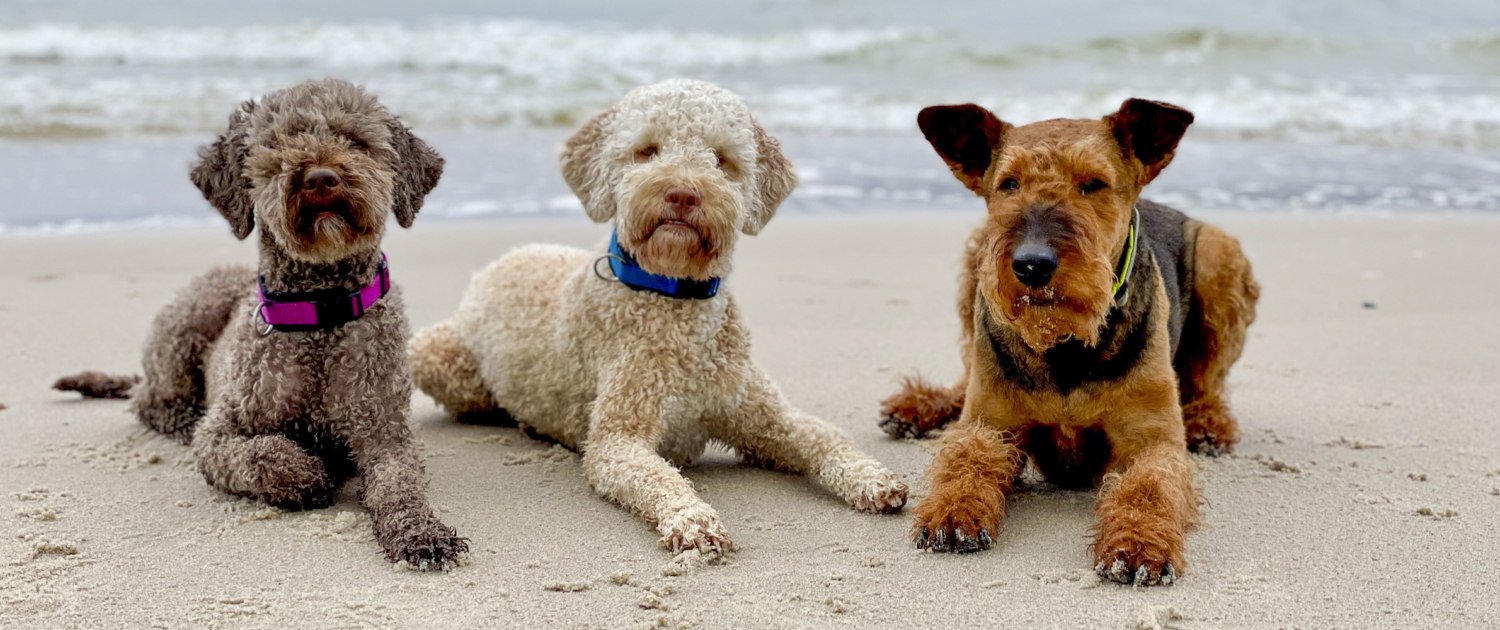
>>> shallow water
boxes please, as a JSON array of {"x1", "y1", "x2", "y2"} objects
[{"x1": 0, "y1": 0, "x2": 1497, "y2": 230}]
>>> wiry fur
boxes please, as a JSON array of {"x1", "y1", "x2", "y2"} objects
[
  {"x1": 54, "y1": 79, "x2": 466, "y2": 570},
  {"x1": 883, "y1": 99, "x2": 1259, "y2": 586},
  {"x1": 410, "y1": 79, "x2": 907, "y2": 559}
]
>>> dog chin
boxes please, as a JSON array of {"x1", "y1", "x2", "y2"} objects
[
  {"x1": 282, "y1": 199, "x2": 378, "y2": 263},
  {"x1": 632, "y1": 222, "x2": 722, "y2": 280},
  {"x1": 1000, "y1": 300, "x2": 1106, "y2": 351},
  {"x1": 985, "y1": 279, "x2": 1110, "y2": 352}
]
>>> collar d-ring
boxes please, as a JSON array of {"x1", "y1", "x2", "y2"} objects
[
  {"x1": 593, "y1": 254, "x2": 626, "y2": 283},
  {"x1": 256, "y1": 306, "x2": 274, "y2": 337}
]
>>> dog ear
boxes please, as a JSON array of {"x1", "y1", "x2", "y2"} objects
[
  {"x1": 385, "y1": 119, "x2": 444, "y2": 228},
  {"x1": 1104, "y1": 98, "x2": 1194, "y2": 184},
  {"x1": 560, "y1": 107, "x2": 619, "y2": 223},
  {"x1": 742, "y1": 121, "x2": 797, "y2": 235},
  {"x1": 917, "y1": 104, "x2": 1009, "y2": 194},
  {"x1": 191, "y1": 102, "x2": 256, "y2": 240}
]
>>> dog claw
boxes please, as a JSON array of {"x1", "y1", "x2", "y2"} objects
[
  {"x1": 954, "y1": 530, "x2": 984, "y2": 554},
  {"x1": 1100, "y1": 558, "x2": 1131, "y2": 584},
  {"x1": 915, "y1": 528, "x2": 930, "y2": 550},
  {"x1": 930, "y1": 529, "x2": 951, "y2": 553},
  {"x1": 977, "y1": 529, "x2": 993, "y2": 550}
]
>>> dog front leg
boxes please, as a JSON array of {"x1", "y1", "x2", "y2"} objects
[
  {"x1": 713, "y1": 366, "x2": 907, "y2": 513},
  {"x1": 584, "y1": 391, "x2": 731, "y2": 557},
  {"x1": 1092, "y1": 436, "x2": 1199, "y2": 586},
  {"x1": 346, "y1": 419, "x2": 469, "y2": 571},
  {"x1": 909, "y1": 418, "x2": 1024, "y2": 553},
  {"x1": 192, "y1": 407, "x2": 336, "y2": 510}
]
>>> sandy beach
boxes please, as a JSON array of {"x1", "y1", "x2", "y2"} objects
[{"x1": 2, "y1": 211, "x2": 1497, "y2": 629}]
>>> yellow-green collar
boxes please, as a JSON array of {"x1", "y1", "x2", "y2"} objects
[{"x1": 1111, "y1": 205, "x2": 1141, "y2": 304}]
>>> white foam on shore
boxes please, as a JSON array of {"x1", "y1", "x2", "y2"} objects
[
  {"x1": 0, "y1": 21, "x2": 919, "y2": 72},
  {"x1": 0, "y1": 215, "x2": 220, "y2": 237},
  {"x1": 1, "y1": 21, "x2": 1498, "y2": 147}
]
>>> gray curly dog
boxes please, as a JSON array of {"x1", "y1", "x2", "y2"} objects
[{"x1": 55, "y1": 78, "x2": 467, "y2": 571}]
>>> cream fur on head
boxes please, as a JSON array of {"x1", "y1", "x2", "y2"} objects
[
  {"x1": 410, "y1": 79, "x2": 906, "y2": 563},
  {"x1": 561, "y1": 78, "x2": 796, "y2": 280}
]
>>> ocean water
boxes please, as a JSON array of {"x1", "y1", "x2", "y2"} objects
[{"x1": 2, "y1": 0, "x2": 1498, "y2": 232}]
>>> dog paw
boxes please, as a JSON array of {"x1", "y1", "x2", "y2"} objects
[
  {"x1": 878, "y1": 377, "x2": 962, "y2": 439},
  {"x1": 233, "y1": 435, "x2": 335, "y2": 510},
  {"x1": 1095, "y1": 554, "x2": 1178, "y2": 587},
  {"x1": 1186, "y1": 434, "x2": 1233, "y2": 457},
  {"x1": 878, "y1": 413, "x2": 923, "y2": 439},
  {"x1": 1183, "y1": 400, "x2": 1240, "y2": 457},
  {"x1": 827, "y1": 461, "x2": 908, "y2": 513},
  {"x1": 910, "y1": 493, "x2": 1000, "y2": 554},
  {"x1": 383, "y1": 519, "x2": 470, "y2": 572},
  {"x1": 658, "y1": 505, "x2": 733, "y2": 558},
  {"x1": 1092, "y1": 529, "x2": 1183, "y2": 587}
]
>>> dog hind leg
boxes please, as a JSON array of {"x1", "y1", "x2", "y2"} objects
[
  {"x1": 133, "y1": 266, "x2": 255, "y2": 444},
  {"x1": 408, "y1": 320, "x2": 508, "y2": 423},
  {"x1": 878, "y1": 227, "x2": 984, "y2": 439},
  {"x1": 1175, "y1": 224, "x2": 1259, "y2": 455},
  {"x1": 192, "y1": 408, "x2": 338, "y2": 510},
  {"x1": 879, "y1": 374, "x2": 965, "y2": 439}
]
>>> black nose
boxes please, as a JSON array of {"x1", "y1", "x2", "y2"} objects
[
  {"x1": 304, "y1": 169, "x2": 342, "y2": 191},
  {"x1": 1012, "y1": 242, "x2": 1058, "y2": 288}
]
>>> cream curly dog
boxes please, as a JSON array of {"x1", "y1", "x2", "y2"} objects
[
  {"x1": 55, "y1": 79, "x2": 467, "y2": 570},
  {"x1": 409, "y1": 79, "x2": 908, "y2": 557}
]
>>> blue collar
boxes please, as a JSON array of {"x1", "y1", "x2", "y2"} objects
[{"x1": 604, "y1": 231, "x2": 721, "y2": 299}]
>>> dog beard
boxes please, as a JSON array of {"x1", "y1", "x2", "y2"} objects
[
  {"x1": 617, "y1": 178, "x2": 738, "y2": 281},
  {"x1": 276, "y1": 186, "x2": 383, "y2": 263},
  {"x1": 980, "y1": 233, "x2": 1114, "y2": 352}
]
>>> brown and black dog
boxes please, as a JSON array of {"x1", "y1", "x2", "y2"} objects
[{"x1": 879, "y1": 99, "x2": 1259, "y2": 585}]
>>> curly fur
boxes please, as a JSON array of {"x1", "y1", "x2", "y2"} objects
[
  {"x1": 410, "y1": 79, "x2": 907, "y2": 558},
  {"x1": 887, "y1": 98, "x2": 1259, "y2": 587},
  {"x1": 55, "y1": 79, "x2": 464, "y2": 571}
]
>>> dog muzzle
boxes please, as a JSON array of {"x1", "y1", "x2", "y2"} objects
[{"x1": 257, "y1": 253, "x2": 392, "y2": 333}]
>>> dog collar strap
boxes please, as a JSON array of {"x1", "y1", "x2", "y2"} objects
[
  {"x1": 258, "y1": 254, "x2": 391, "y2": 332},
  {"x1": 1111, "y1": 206, "x2": 1141, "y2": 304},
  {"x1": 604, "y1": 232, "x2": 720, "y2": 299}
]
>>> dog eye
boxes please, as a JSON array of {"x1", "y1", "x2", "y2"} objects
[
  {"x1": 1079, "y1": 178, "x2": 1108, "y2": 194},
  {"x1": 348, "y1": 138, "x2": 368, "y2": 150},
  {"x1": 999, "y1": 178, "x2": 1020, "y2": 192},
  {"x1": 713, "y1": 150, "x2": 735, "y2": 173},
  {"x1": 635, "y1": 145, "x2": 658, "y2": 162}
]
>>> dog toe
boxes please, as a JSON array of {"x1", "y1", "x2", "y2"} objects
[
  {"x1": 879, "y1": 414, "x2": 919, "y2": 439},
  {"x1": 659, "y1": 505, "x2": 733, "y2": 557},
  {"x1": 1095, "y1": 552, "x2": 1177, "y2": 587}
]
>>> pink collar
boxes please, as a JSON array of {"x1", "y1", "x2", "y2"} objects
[{"x1": 257, "y1": 254, "x2": 390, "y2": 332}]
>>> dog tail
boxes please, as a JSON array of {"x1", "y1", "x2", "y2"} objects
[{"x1": 52, "y1": 371, "x2": 141, "y2": 399}]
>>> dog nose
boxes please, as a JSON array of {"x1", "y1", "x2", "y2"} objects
[
  {"x1": 1012, "y1": 242, "x2": 1059, "y2": 288},
  {"x1": 664, "y1": 187, "x2": 699, "y2": 208},
  {"x1": 304, "y1": 169, "x2": 342, "y2": 191}
]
